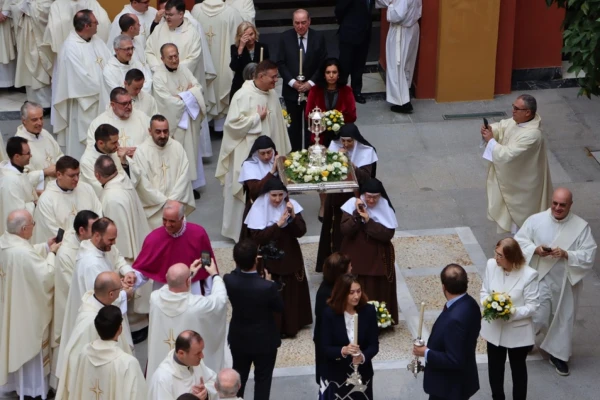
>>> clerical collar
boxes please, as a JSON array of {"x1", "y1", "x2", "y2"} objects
[
  {"x1": 10, "y1": 162, "x2": 24, "y2": 174},
  {"x1": 115, "y1": 55, "x2": 129, "y2": 65},
  {"x1": 94, "y1": 144, "x2": 108, "y2": 155},
  {"x1": 56, "y1": 182, "x2": 73, "y2": 193},
  {"x1": 165, "y1": 65, "x2": 177, "y2": 72},
  {"x1": 93, "y1": 294, "x2": 110, "y2": 307},
  {"x1": 26, "y1": 130, "x2": 41, "y2": 139},
  {"x1": 173, "y1": 351, "x2": 193, "y2": 373},
  {"x1": 77, "y1": 33, "x2": 92, "y2": 43},
  {"x1": 168, "y1": 218, "x2": 187, "y2": 238}
]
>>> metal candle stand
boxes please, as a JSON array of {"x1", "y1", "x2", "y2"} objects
[{"x1": 407, "y1": 302, "x2": 426, "y2": 378}]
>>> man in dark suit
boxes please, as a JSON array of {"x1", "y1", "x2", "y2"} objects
[
  {"x1": 277, "y1": 9, "x2": 327, "y2": 151},
  {"x1": 223, "y1": 239, "x2": 284, "y2": 400},
  {"x1": 413, "y1": 263, "x2": 481, "y2": 400},
  {"x1": 335, "y1": 0, "x2": 373, "y2": 104}
]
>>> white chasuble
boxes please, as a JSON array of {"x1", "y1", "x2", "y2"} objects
[
  {"x1": 99, "y1": 173, "x2": 150, "y2": 260},
  {"x1": 0, "y1": 161, "x2": 38, "y2": 235},
  {"x1": 0, "y1": 133, "x2": 6, "y2": 161},
  {"x1": 486, "y1": 114, "x2": 553, "y2": 233},
  {"x1": 79, "y1": 146, "x2": 126, "y2": 198},
  {"x1": 0, "y1": 0, "x2": 16, "y2": 88},
  {"x1": 43, "y1": 0, "x2": 110, "y2": 54},
  {"x1": 147, "y1": 277, "x2": 228, "y2": 381},
  {"x1": 192, "y1": 0, "x2": 243, "y2": 119},
  {"x1": 226, "y1": 0, "x2": 255, "y2": 23},
  {"x1": 60, "y1": 340, "x2": 145, "y2": 400},
  {"x1": 515, "y1": 210, "x2": 597, "y2": 361},
  {"x1": 107, "y1": 4, "x2": 157, "y2": 48},
  {"x1": 15, "y1": 125, "x2": 64, "y2": 190},
  {"x1": 54, "y1": 292, "x2": 133, "y2": 400},
  {"x1": 133, "y1": 90, "x2": 158, "y2": 117},
  {"x1": 148, "y1": 350, "x2": 217, "y2": 400},
  {"x1": 51, "y1": 31, "x2": 112, "y2": 159},
  {"x1": 152, "y1": 65, "x2": 206, "y2": 185},
  {"x1": 86, "y1": 107, "x2": 150, "y2": 148},
  {"x1": 99, "y1": 55, "x2": 153, "y2": 112},
  {"x1": 216, "y1": 80, "x2": 292, "y2": 240},
  {"x1": 129, "y1": 137, "x2": 195, "y2": 229},
  {"x1": 32, "y1": 180, "x2": 103, "y2": 243},
  {"x1": 0, "y1": 232, "x2": 54, "y2": 386},
  {"x1": 12, "y1": 0, "x2": 53, "y2": 106},
  {"x1": 376, "y1": 0, "x2": 421, "y2": 106}
]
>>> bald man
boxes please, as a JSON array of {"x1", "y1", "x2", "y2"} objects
[
  {"x1": 147, "y1": 260, "x2": 227, "y2": 381},
  {"x1": 0, "y1": 210, "x2": 60, "y2": 399},
  {"x1": 515, "y1": 187, "x2": 597, "y2": 376},
  {"x1": 215, "y1": 369, "x2": 243, "y2": 399},
  {"x1": 55, "y1": 272, "x2": 133, "y2": 400}
]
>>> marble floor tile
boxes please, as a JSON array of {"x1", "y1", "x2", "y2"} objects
[
  {"x1": 393, "y1": 234, "x2": 473, "y2": 269},
  {"x1": 404, "y1": 273, "x2": 482, "y2": 311}
]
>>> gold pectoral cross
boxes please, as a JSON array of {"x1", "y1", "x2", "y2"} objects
[
  {"x1": 96, "y1": 57, "x2": 104, "y2": 68},
  {"x1": 206, "y1": 26, "x2": 216, "y2": 47},
  {"x1": 119, "y1": 131, "x2": 130, "y2": 147},
  {"x1": 90, "y1": 379, "x2": 104, "y2": 400},
  {"x1": 164, "y1": 328, "x2": 176, "y2": 350},
  {"x1": 45, "y1": 150, "x2": 53, "y2": 165},
  {"x1": 70, "y1": 204, "x2": 78, "y2": 217}
]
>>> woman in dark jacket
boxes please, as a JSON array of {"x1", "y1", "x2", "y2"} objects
[
  {"x1": 321, "y1": 274, "x2": 379, "y2": 399},
  {"x1": 229, "y1": 21, "x2": 269, "y2": 100}
]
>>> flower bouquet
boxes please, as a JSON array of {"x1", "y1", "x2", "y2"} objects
[
  {"x1": 283, "y1": 149, "x2": 350, "y2": 183},
  {"x1": 282, "y1": 109, "x2": 292, "y2": 128},
  {"x1": 482, "y1": 291, "x2": 515, "y2": 322},
  {"x1": 368, "y1": 301, "x2": 394, "y2": 328},
  {"x1": 322, "y1": 109, "x2": 344, "y2": 133}
]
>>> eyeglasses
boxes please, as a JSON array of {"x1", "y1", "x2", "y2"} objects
[
  {"x1": 494, "y1": 252, "x2": 505, "y2": 259},
  {"x1": 118, "y1": 46, "x2": 135, "y2": 52},
  {"x1": 22, "y1": 221, "x2": 36, "y2": 230},
  {"x1": 512, "y1": 104, "x2": 528, "y2": 112},
  {"x1": 109, "y1": 286, "x2": 123, "y2": 293},
  {"x1": 19, "y1": 151, "x2": 31, "y2": 156},
  {"x1": 113, "y1": 100, "x2": 133, "y2": 107}
]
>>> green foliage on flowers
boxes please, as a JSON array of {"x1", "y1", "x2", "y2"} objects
[
  {"x1": 481, "y1": 291, "x2": 515, "y2": 322},
  {"x1": 283, "y1": 150, "x2": 349, "y2": 183},
  {"x1": 322, "y1": 109, "x2": 345, "y2": 132},
  {"x1": 368, "y1": 301, "x2": 394, "y2": 328},
  {"x1": 546, "y1": 0, "x2": 600, "y2": 97}
]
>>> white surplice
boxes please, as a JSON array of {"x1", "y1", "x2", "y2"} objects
[
  {"x1": 0, "y1": 161, "x2": 38, "y2": 235},
  {"x1": 15, "y1": 125, "x2": 64, "y2": 190},
  {"x1": 376, "y1": 0, "x2": 421, "y2": 106},
  {"x1": 515, "y1": 209, "x2": 597, "y2": 361},
  {"x1": 32, "y1": 179, "x2": 103, "y2": 244},
  {"x1": 12, "y1": 0, "x2": 53, "y2": 106},
  {"x1": 147, "y1": 277, "x2": 228, "y2": 381},
  {"x1": 148, "y1": 350, "x2": 218, "y2": 400},
  {"x1": 51, "y1": 31, "x2": 112, "y2": 158}
]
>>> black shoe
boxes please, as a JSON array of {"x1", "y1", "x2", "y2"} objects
[
  {"x1": 193, "y1": 190, "x2": 201, "y2": 200},
  {"x1": 550, "y1": 355, "x2": 570, "y2": 376},
  {"x1": 131, "y1": 327, "x2": 148, "y2": 344},
  {"x1": 391, "y1": 102, "x2": 414, "y2": 114},
  {"x1": 354, "y1": 93, "x2": 366, "y2": 104}
]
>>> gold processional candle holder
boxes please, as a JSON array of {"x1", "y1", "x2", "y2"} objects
[
  {"x1": 407, "y1": 302, "x2": 426, "y2": 378},
  {"x1": 345, "y1": 314, "x2": 367, "y2": 393}
]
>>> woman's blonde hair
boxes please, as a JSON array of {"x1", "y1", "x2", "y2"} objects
[
  {"x1": 496, "y1": 237, "x2": 526, "y2": 269},
  {"x1": 235, "y1": 22, "x2": 259, "y2": 47}
]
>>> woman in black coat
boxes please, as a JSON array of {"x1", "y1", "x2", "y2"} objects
[
  {"x1": 229, "y1": 21, "x2": 269, "y2": 100},
  {"x1": 314, "y1": 252, "x2": 353, "y2": 386},
  {"x1": 321, "y1": 274, "x2": 379, "y2": 399}
]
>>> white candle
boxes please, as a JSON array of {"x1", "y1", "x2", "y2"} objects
[
  {"x1": 260, "y1": 47, "x2": 264, "y2": 62},
  {"x1": 417, "y1": 302, "x2": 425, "y2": 338},
  {"x1": 353, "y1": 314, "x2": 358, "y2": 345},
  {"x1": 299, "y1": 49, "x2": 303, "y2": 76}
]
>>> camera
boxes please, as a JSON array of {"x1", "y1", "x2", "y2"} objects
[{"x1": 258, "y1": 241, "x2": 285, "y2": 260}]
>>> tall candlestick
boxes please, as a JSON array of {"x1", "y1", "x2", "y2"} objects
[
  {"x1": 417, "y1": 302, "x2": 425, "y2": 338},
  {"x1": 353, "y1": 314, "x2": 359, "y2": 345},
  {"x1": 299, "y1": 49, "x2": 303, "y2": 76},
  {"x1": 260, "y1": 47, "x2": 264, "y2": 62}
]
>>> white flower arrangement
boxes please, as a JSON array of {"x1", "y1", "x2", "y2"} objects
[
  {"x1": 368, "y1": 300, "x2": 394, "y2": 328},
  {"x1": 283, "y1": 150, "x2": 351, "y2": 183},
  {"x1": 322, "y1": 109, "x2": 345, "y2": 132},
  {"x1": 482, "y1": 291, "x2": 515, "y2": 322}
]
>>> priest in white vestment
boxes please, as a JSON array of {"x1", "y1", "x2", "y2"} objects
[
  {"x1": 148, "y1": 330, "x2": 218, "y2": 400},
  {"x1": 515, "y1": 188, "x2": 597, "y2": 375},
  {"x1": 126, "y1": 68, "x2": 159, "y2": 117},
  {"x1": 43, "y1": 0, "x2": 110, "y2": 54},
  {"x1": 481, "y1": 94, "x2": 553, "y2": 234},
  {"x1": 130, "y1": 116, "x2": 195, "y2": 228},
  {"x1": 215, "y1": 369, "x2": 243, "y2": 400},
  {"x1": 15, "y1": 102, "x2": 63, "y2": 191},
  {"x1": 0, "y1": 1, "x2": 16, "y2": 88},
  {"x1": 54, "y1": 272, "x2": 133, "y2": 399},
  {"x1": 376, "y1": 0, "x2": 421, "y2": 114},
  {"x1": 80, "y1": 124, "x2": 127, "y2": 197},
  {"x1": 192, "y1": 0, "x2": 243, "y2": 124},
  {"x1": 216, "y1": 60, "x2": 292, "y2": 241},
  {"x1": 153, "y1": 44, "x2": 206, "y2": 189},
  {"x1": 33, "y1": 155, "x2": 103, "y2": 244},
  {"x1": 117, "y1": 14, "x2": 154, "y2": 79},
  {"x1": 0, "y1": 210, "x2": 60, "y2": 399},
  {"x1": 147, "y1": 262, "x2": 227, "y2": 381},
  {"x1": 59, "y1": 305, "x2": 146, "y2": 400},
  {"x1": 0, "y1": 138, "x2": 38, "y2": 235},
  {"x1": 51, "y1": 10, "x2": 112, "y2": 159},
  {"x1": 108, "y1": 0, "x2": 158, "y2": 47},
  {"x1": 51, "y1": 210, "x2": 99, "y2": 388},
  {"x1": 99, "y1": 35, "x2": 152, "y2": 112},
  {"x1": 226, "y1": 0, "x2": 255, "y2": 23},
  {"x1": 12, "y1": 0, "x2": 54, "y2": 106}
]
